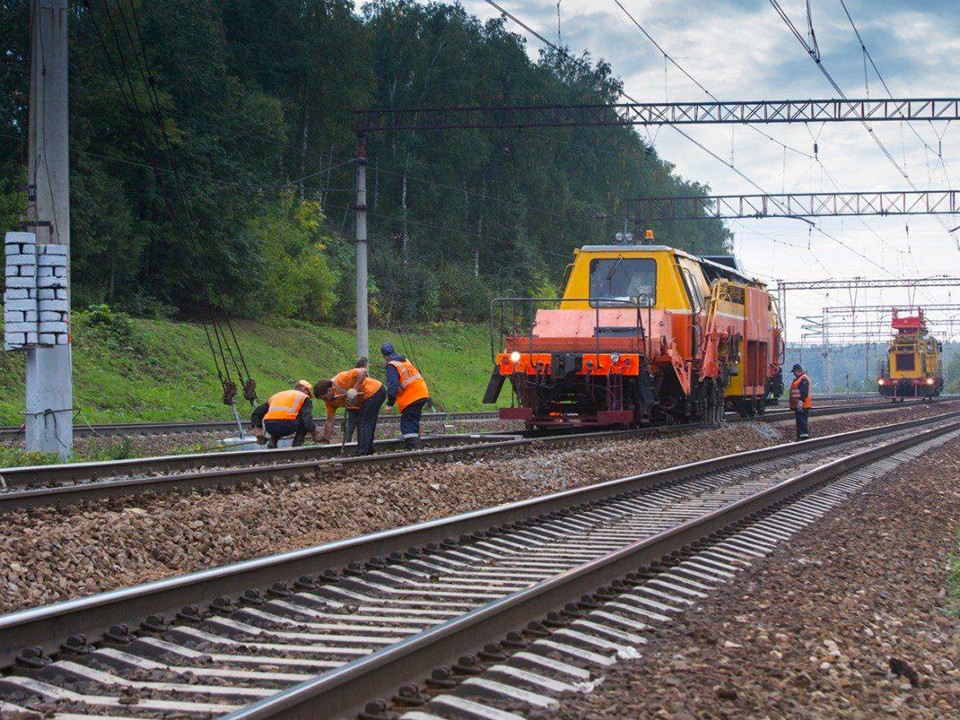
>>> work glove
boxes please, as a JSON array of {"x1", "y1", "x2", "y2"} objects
[{"x1": 345, "y1": 388, "x2": 359, "y2": 405}]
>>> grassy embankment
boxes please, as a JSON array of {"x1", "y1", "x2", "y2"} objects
[{"x1": 0, "y1": 308, "x2": 496, "y2": 426}]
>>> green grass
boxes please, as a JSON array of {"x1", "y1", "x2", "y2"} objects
[{"x1": 0, "y1": 309, "x2": 497, "y2": 425}]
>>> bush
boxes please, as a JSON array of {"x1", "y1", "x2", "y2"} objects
[
  {"x1": 241, "y1": 194, "x2": 340, "y2": 322},
  {"x1": 73, "y1": 304, "x2": 149, "y2": 356},
  {"x1": 369, "y1": 251, "x2": 439, "y2": 326},
  {"x1": 115, "y1": 291, "x2": 179, "y2": 320},
  {"x1": 435, "y1": 264, "x2": 492, "y2": 322}
]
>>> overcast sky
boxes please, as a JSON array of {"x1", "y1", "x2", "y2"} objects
[{"x1": 428, "y1": 0, "x2": 960, "y2": 341}]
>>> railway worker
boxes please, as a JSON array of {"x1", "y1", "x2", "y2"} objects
[
  {"x1": 343, "y1": 356, "x2": 368, "y2": 444},
  {"x1": 789, "y1": 363, "x2": 812, "y2": 441},
  {"x1": 380, "y1": 342, "x2": 431, "y2": 450},
  {"x1": 250, "y1": 380, "x2": 322, "y2": 448},
  {"x1": 314, "y1": 366, "x2": 387, "y2": 455}
]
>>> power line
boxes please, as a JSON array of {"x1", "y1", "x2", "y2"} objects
[
  {"x1": 836, "y1": 0, "x2": 960, "y2": 191},
  {"x1": 86, "y1": 0, "x2": 255, "y2": 403},
  {"x1": 767, "y1": 0, "x2": 958, "y2": 245},
  {"x1": 373, "y1": 163, "x2": 607, "y2": 226},
  {"x1": 483, "y1": 0, "x2": 906, "y2": 280},
  {"x1": 609, "y1": 0, "x2": 813, "y2": 160}
]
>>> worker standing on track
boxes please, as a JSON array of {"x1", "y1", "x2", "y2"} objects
[
  {"x1": 343, "y1": 356, "x2": 368, "y2": 444},
  {"x1": 314, "y1": 367, "x2": 386, "y2": 455},
  {"x1": 789, "y1": 363, "x2": 812, "y2": 441},
  {"x1": 381, "y1": 342, "x2": 431, "y2": 450},
  {"x1": 250, "y1": 380, "x2": 322, "y2": 448}
]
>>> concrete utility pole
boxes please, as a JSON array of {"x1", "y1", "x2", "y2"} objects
[
  {"x1": 355, "y1": 135, "x2": 369, "y2": 359},
  {"x1": 26, "y1": 0, "x2": 73, "y2": 458}
]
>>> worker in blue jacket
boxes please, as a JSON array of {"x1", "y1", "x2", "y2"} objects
[{"x1": 381, "y1": 342, "x2": 431, "y2": 449}]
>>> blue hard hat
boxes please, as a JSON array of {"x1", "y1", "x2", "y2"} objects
[{"x1": 380, "y1": 342, "x2": 395, "y2": 356}]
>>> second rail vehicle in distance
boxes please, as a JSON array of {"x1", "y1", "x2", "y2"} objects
[{"x1": 878, "y1": 307, "x2": 943, "y2": 400}]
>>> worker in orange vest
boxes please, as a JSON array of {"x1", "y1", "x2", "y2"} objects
[
  {"x1": 789, "y1": 363, "x2": 812, "y2": 440},
  {"x1": 314, "y1": 366, "x2": 386, "y2": 455},
  {"x1": 381, "y1": 342, "x2": 431, "y2": 450},
  {"x1": 343, "y1": 356, "x2": 368, "y2": 444},
  {"x1": 250, "y1": 380, "x2": 322, "y2": 448}
]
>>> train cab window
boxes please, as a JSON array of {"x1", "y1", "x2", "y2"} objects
[{"x1": 589, "y1": 257, "x2": 656, "y2": 306}]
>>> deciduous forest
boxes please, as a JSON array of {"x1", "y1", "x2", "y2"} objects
[{"x1": 0, "y1": 0, "x2": 731, "y2": 325}]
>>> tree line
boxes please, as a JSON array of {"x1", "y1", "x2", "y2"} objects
[{"x1": 0, "y1": 0, "x2": 731, "y2": 325}]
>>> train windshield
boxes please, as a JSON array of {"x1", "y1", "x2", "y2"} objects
[{"x1": 589, "y1": 257, "x2": 656, "y2": 305}]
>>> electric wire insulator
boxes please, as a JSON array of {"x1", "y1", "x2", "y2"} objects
[
  {"x1": 243, "y1": 378, "x2": 258, "y2": 405},
  {"x1": 222, "y1": 380, "x2": 238, "y2": 406}
]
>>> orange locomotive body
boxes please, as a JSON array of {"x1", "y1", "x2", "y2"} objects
[{"x1": 484, "y1": 243, "x2": 785, "y2": 427}]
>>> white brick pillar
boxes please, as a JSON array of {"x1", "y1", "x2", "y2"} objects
[{"x1": 4, "y1": 232, "x2": 39, "y2": 350}]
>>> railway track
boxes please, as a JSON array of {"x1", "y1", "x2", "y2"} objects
[
  {"x1": 0, "y1": 410, "x2": 956, "y2": 719},
  {"x1": 0, "y1": 412, "x2": 503, "y2": 441},
  {"x1": 0, "y1": 399, "x2": 942, "y2": 512},
  {"x1": 0, "y1": 393, "x2": 903, "y2": 441}
]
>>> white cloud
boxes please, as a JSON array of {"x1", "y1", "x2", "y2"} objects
[{"x1": 418, "y1": 0, "x2": 960, "y2": 333}]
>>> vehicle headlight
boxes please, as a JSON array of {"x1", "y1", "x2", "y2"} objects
[
  {"x1": 509, "y1": 351, "x2": 522, "y2": 363},
  {"x1": 610, "y1": 353, "x2": 621, "y2": 364},
  {"x1": 878, "y1": 379, "x2": 884, "y2": 385},
  {"x1": 927, "y1": 377, "x2": 935, "y2": 385}
]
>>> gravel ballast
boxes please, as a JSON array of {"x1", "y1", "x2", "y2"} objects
[
  {"x1": 0, "y1": 417, "x2": 522, "y2": 461},
  {"x1": 544, "y1": 426, "x2": 960, "y2": 719},
  {"x1": 1, "y1": 403, "x2": 953, "y2": 616},
  {"x1": 2, "y1": 424, "x2": 776, "y2": 613}
]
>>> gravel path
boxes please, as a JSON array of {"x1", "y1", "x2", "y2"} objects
[{"x1": 543, "y1": 425, "x2": 960, "y2": 719}]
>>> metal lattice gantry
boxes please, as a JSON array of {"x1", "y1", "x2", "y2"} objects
[
  {"x1": 822, "y1": 303, "x2": 960, "y2": 317},
  {"x1": 355, "y1": 97, "x2": 960, "y2": 132},
  {"x1": 778, "y1": 277, "x2": 960, "y2": 290},
  {"x1": 777, "y1": 277, "x2": 960, "y2": 334},
  {"x1": 801, "y1": 317, "x2": 960, "y2": 333},
  {"x1": 348, "y1": 96, "x2": 960, "y2": 358},
  {"x1": 801, "y1": 317, "x2": 960, "y2": 343},
  {"x1": 628, "y1": 190, "x2": 960, "y2": 222}
]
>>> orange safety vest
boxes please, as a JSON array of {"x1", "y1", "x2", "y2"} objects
[
  {"x1": 790, "y1": 374, "x2": 812, "y2": 410},
  {"x1": 331, "y1": 369, "x2": 383, "y2": 409},
  {"x1": 264, "y1": 389, "x2": 308, "y2": 421},
  {"x1": 388, "y1": 358, "x2": 430, "y2": 412}
]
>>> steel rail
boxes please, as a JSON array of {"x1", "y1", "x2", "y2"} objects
[
  {"x1": 0, "y1": 424, "x2": 700, "y2": 513},
  {"x1": 0, "y1": 410, "x2": 503, "y2": 440},
  {"x1": 0, "y1": 397, "x2": 922, "y2": 486},
  {"x1": 0, "y1": 409, "x2": 955, "y2": 671},
  {"x1": 0, "y1": 399, "x2": 936, "y2": 510},
  {"x1": 228, "y1": 416, "x2": 960, "y2": 720},
  {"x1": 0, "y1": 432, "x2": 524, "y2": 488},
  {"x1": 0, "y1": 434, "x2": 525, "y2": 511},
  {"x1": 0, "y1": 394, "x2": 900, "y2": 440}
]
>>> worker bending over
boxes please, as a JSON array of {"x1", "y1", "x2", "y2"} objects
[
  {"x1": 251, "y1": 380, "x2": 322, "y2": 448},
  {"x1": 343, "y1": 356, "x2": 368, "y2": 444},
  {"x1": 314, "y1": 367, "x2": 386, "y2": 455},
  {"x1": 789, "y1": 363, "x2": 812, "y2": 441},
  {"x1": 381, "y1": 343, "x2": 431, "y2": 450}
]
